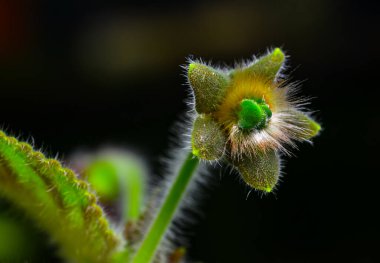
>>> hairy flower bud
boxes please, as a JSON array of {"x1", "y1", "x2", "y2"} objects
[{"x1": 187, "y1": 48, "x2": 321, "y2": 192}]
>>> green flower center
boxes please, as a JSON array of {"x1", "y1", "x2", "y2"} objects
[{"x1": 237, "y1": 98, "x2": 272, "y2": 130}]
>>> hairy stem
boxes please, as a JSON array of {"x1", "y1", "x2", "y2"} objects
[{"x1": 131, "y1": 152, "x2": 199, "y2": 263}]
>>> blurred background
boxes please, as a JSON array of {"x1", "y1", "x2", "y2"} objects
[{"x1": 0, "y1": 0, "x2": 378, "y2": 262}]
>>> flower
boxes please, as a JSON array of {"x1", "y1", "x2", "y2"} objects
[{"x1": 187, "y1": 48, "x2": 321, "y2": 192}]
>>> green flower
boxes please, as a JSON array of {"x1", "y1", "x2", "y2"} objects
[{"x1": 187, "y1": 48, "x2": 321, "y2": 192}]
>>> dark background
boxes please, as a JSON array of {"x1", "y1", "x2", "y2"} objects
[{"x1": 0, "y1": 0, "x2": 378, "y2": 262}]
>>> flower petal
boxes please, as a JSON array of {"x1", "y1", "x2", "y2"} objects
[
  {"x1": 188, "y1": 63, "x2": 229, "y2": 113},
  {"x1": 232, "y1": 149, "x2": 280, "y2": 192},
  {"x1": 288, "y1": 110, "x2": 321, "y2": 140},
  {"x1": 191, "y1": 114, "x2": 226, "y2": 160},
  {"x1": 244, "y1": 48, "x2": 285, "y2": 82}
]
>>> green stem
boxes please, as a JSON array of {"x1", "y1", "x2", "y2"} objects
[{"x1": 131, "y1": 152, "x2": 199, "y2": 263}]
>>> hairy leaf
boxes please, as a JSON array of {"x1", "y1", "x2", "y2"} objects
[{"x1": 0, "y1": 131, "x2": 121, "y2": 263}]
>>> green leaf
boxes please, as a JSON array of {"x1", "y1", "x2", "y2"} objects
[
  {"x1": 0, "y1": 131, "x2": 121, "y2": 263},
  {"x1": 0, "y1": 213, "x2": 38, "y2": 261},
  {"x1": 84, "y1": 152, "x2": 146, "y2": 223},
  {"x1": 86, "y1": 160, "x2": 120, "y2": 202}
]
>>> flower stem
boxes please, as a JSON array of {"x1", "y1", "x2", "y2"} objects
[{"x1": 131, "y1": 152, "x2": 199, "y2": 263}]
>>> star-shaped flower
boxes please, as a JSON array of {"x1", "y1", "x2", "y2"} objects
[{"x1": 187, "y1": 48, "x2": 321, "y2": 192}]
